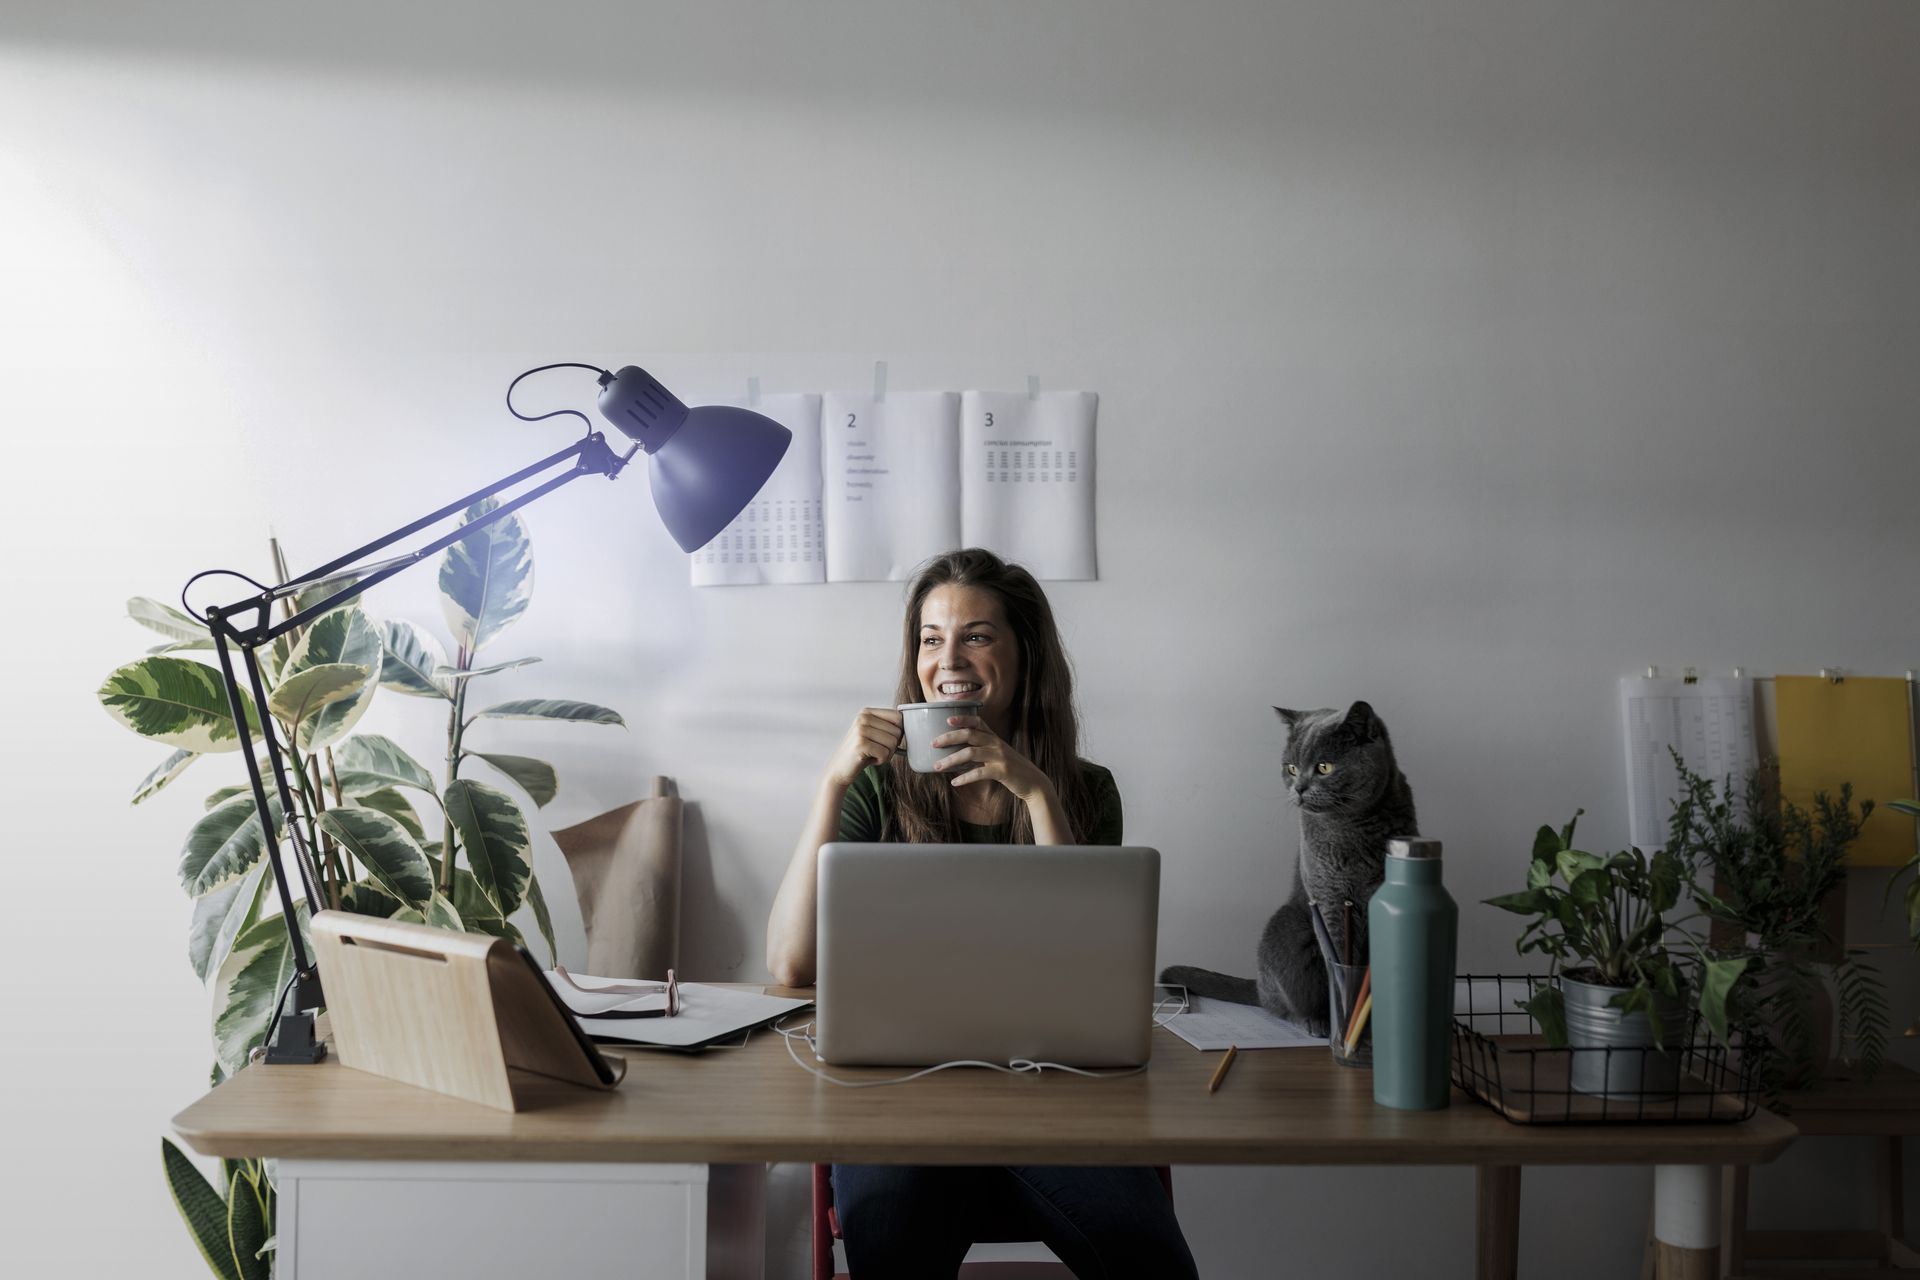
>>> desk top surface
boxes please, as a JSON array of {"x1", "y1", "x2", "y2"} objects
[{"x1": 174, "y1": 988, "x2": 1796, "y2": 1167}]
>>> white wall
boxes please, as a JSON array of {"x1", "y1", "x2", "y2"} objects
[{"x1": 3, "y1": 2, "x2": 1917, "y2": 1276}]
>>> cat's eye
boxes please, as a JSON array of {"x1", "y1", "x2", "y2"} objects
[
  {"x1": 1316, "y1": 762, "x2": 1334, "y2": 775},
  {"x1": 1285, "y1": 764, "x2": 1299, "y2": 777}
]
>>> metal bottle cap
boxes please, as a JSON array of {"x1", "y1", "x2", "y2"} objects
[{"x1": 1387, "y1": 837, "x2": 1442, "y2": 860}]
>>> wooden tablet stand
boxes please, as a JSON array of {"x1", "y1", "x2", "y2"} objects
[{"x1": 311, "y1": 910, "x2": 625, "y2": 1112}]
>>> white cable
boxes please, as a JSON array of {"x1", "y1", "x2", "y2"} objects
[{"x1": 772, "y1": 988, "x2": 1190, "y2": 1090}]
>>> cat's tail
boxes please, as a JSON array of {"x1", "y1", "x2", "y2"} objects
[{"x1": 1158, "y1": 964, "x2": 1258, "y2": 1006}]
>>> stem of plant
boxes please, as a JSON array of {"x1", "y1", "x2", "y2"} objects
[{"x1": 441, "y1": 642, "x2": 470, "y2": 897}]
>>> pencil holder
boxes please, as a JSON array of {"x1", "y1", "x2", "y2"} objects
[{"x1": 1327, "y1": 958, "x2": 1372, "y2": 1069}]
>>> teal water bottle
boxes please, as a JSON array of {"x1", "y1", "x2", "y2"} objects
[{"x1": 1369, "y1": 837, "x2": 1458, "y2": 1110}]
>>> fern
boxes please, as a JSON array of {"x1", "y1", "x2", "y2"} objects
[{"x1": 1836, "y1": 953, "x2": 1889, "y2": 1081}]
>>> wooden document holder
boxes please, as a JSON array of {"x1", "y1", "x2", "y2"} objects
[{"x1": 311, "y1": 910, "x2": 625, "y2": 1112}]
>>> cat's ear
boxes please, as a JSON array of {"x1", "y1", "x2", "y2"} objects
[
  {"x1": 1343, "y1": 700, "x2": 1380, "y2": 739},
  {"x1": 1274, "y1": 707, "x2": 1304, "y2": 730}
]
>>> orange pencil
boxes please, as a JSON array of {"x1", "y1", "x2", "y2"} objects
[
  {"x1": 1344, "y1": 992, "x2": 1374, "y2": 1054},
  {"x1": 1342, "y1": 967, "x2": 1373, "y2": 1046}
]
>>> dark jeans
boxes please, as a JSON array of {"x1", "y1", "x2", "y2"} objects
[{"x1": 830, "y1": 1163, "x2": 1200, "y2": 1280}]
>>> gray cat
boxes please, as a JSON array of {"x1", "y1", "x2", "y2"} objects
[{"x1": 1160, "y1": 702, "x2": 1418, "y2": 1037}]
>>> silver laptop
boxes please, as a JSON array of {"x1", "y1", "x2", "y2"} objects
[{"x1": 814, "y1": 844, "x2": 1160, "y2": 1067}]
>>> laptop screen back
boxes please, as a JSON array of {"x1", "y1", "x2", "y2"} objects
[{"x1": 814, "y1": 844, "x2": 1160, "y2": 1067}]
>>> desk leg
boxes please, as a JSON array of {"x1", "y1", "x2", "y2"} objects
[
  {"x1": 1652, "y1": 1164, "x2": 1720, "y2": 1280},
  {"x1": 1476, "y1": 1165, "x2": 1521, "y2": 1280},
  {"x1": 707, "y1": 1163, "x2": 767, "y2": 1280}
]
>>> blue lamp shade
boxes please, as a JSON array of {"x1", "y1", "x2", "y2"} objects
[{"x1": 596, "y1": 366, "x2": 792, "y2": 553}]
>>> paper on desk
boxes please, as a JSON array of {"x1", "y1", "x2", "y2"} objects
[
  {"x1": 1164, "y1": 996, "x2": 1328, "y2": 1051},
  {"x1": 543, "y1": 974, "x2": 812, "y2": 1048}
]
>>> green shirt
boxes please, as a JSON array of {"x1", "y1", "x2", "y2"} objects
[{"x1": 837, "y1": 761, "x2": 1124, "y2": 845}]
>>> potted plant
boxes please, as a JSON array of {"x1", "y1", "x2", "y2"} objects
[
  {"x1": 1666, "y1": 754, "x2": 1887, "y2": 1089},
  {"x1": 1487, "y1": 810, "x2": 1748, "y2": 1098},
  {"x1": 99, "y1": 500, "x2": 624, "y2": 1278}
]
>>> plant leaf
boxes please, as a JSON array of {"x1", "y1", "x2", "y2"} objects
[
  {"x1": 1569, "y1": 867, "x2": 1609, "y2": 907},
  {"x1": 439, "y1": 497, "x2": 534, "y2": 652},
  {"x1": 470, "y1": 698, "x2": 624, "y2": 727},
  {"x1": 448, "y1": 867, "x2": 512, "y2": 937},
  {"x1": 226, "y1": 1167, "x2": 270, "y2": 1280},
  {"x1": 282, "y1": 607, "x2": 384, "y2": 750},
  {"x1": 266, "y1": 662, "x2": 370, "y2": 746},
  {"x1": 212, "y1": 912, "x2": 300, "y2": 1076},
  {"x1": 335, "y1": 733, "x2": 439, "y2": 798},
  {"x1": 436, "y1": 656, "x2": 542, "y2": 681},
  {"x1": 180, "y1": 793, "x2": 283, "y2": 896},
  {"x1": 204, "y1": 785, "x2": 248, "y2": 810},
  {"x1": 129, "y1": 596, "x2": 211, "y2": 643},
  {"x1": 317, "y1": 808, "x2": 434, "y2": 907},
  {"x1": 1556, "y1": 849, "x2": 1603, "y2": 882},
  {"x1": 99, "y1": 656, "x2": 260, "y2": 754},
  {"x1": 189, "y1": 861, "x2": 268, "y2": 983},
  {"x1": 162, "y1": 1138, "x2": 240, "y2": 1280},
  {"x1": 443, "y1": 779, "x2": 533, "y2": 916},
  {"x1": 1526, "y1": 986, "x2": 1567, "y2": 1047},
  {"x1": 1531, "y1": 824, "x2": 1561, "y2": 862},
  {"x1": 339, "y1": 879, "x2": 403, "y2": 918},
  {"x1": 526, "y1": 872, "x2": 557, "y2": 965},
  {"x1": 347, "y1": 787, "x2": 426, "y2": 841},
  {"x1": 469, "y1": 752, "x2": 558, "y2": 807},
  {"x1": 378, "y1": 618, "x2": 452, "y2": 700},
  {"x1": 1698, "y1": 956, "x2": 1748, "y2": 1045},
  {"x1": 425, "y1": 894, "x2": 464, "y2": 932},
  {"x1": 148, "y1": 637, "x2": 217, "y2": 655},
  {"x1": 133, "y1": 748, "x2": 199, "y2": 804},
  {"x1": 1485, "y1": 889, "x2": 1550, "y2": 914}
]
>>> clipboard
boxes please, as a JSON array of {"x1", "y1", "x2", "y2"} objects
[{"x1": 311, "y1": 910, "x2": 625, "y2": 1112}]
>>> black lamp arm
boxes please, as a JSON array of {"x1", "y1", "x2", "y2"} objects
[{"x1": 191, "y1": 426, "x2": 637, "y2": 1064}]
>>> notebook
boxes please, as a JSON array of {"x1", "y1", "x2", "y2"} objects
[{"x1": 814, "y1": 843, "x2": 1160, "y2": 1067}]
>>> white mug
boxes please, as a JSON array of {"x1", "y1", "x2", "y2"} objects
[{"x1": 895, "y1": 701, "x2": 983, "y2": 773}]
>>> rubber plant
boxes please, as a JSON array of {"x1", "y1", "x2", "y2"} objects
[{"x1": 101, "y1": 498, "x2": 622, "y2": 1276}]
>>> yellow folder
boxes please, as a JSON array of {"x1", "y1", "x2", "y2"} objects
[{"x1": 1773, "y1": 675, "x2": 1917, "y2": 867}]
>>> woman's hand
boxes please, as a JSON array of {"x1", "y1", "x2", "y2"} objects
[
  {"x1": 931, "y1": 714, "x2": 1056, "y2": 805},
  {"x1": 826, "y1": 707, "x2": 905, "y2": 787}
]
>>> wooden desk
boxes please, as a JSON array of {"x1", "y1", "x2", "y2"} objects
[{"x1": 175, "y1": 995, "x2": 1795, "y2": 1279}]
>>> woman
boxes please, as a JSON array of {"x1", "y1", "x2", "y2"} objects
[{"x1": 766, "y1": 548, "x2": 1199, "y2": 1280}]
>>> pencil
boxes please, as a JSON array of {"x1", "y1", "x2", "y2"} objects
[
  {"x1": 1343, "y1": 992, "x2": 1373, "y2": 1054},
  {"x1": 1342, "y1": 967, "x2": 1373, "y2": 1046},
  {"x1": 1342, "y1": 900, "x2": 1354, "y2": 967},
  {"x1": 1208, "y1": 1045, "x2": 1239, "y2": 1093}
]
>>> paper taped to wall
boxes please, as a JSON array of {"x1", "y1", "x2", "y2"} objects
[
  {"x1": 691, "y1": 393, "x2": 826, "y2": 586},
  {"x1": 692, "y1": 388, "x2": 1099, "y2": 584},
  {"x1": 1618, "y1": 675, "x2": 1758, "y2": 849}
]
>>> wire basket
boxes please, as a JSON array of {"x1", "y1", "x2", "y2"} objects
[{"x1": 1450, "y1": 974, "x2": 1764, "y2": 1125}]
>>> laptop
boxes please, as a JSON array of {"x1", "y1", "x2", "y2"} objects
[{"x1": 813, "y1": 843, "x2": 1160, "y2": 1067}]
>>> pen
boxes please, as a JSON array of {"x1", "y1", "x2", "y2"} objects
[{"x1": 1208, "y1": 1045, "x2": 1239, "y2": 1093}]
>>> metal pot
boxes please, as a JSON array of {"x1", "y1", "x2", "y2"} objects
[{"x1": 1561, "y1": 973, "x2": 1686, "y2": 1099}]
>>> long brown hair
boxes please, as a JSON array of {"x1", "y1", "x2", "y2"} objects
[{"x1": 886, "y1": 548, "x2": 1098, "y2": 844}]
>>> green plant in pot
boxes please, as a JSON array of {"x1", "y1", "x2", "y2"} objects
[
  {"x1": 1666, "y1": 753, "x2": 1886, "y2": 1090},
  {"x1": 98, "y1": 500, "x2": 622, "y2": 1278},
  {"x1": 1486, "y1": 810, "x2": 1749, "y2": 1099}
]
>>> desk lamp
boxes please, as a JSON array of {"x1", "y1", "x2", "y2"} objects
[{"x1": 186, "y1": 363, "x2": 790, "y2": 1063}]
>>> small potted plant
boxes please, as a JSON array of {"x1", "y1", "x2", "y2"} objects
[
  {"x1": 1666, "y1": 754, "x2": 1886, "y2": 1088},
  {"x1": 1487, "y1": 810, "x2": 1748, "y2": 1098}
]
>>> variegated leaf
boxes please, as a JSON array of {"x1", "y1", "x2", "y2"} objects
[
  {"x1": 525, "y1": 872, "x2": 557, "y2": 965},
  {"x1": 282, "y1": 607, "x2": 384, "y2": 750},
  {"x1": 468, "y1": 752, "x2": 557, "y2": 807},
  {"x1": 317, "y1": 807, "x2": 434, "y2": 907},
  {"x1": 335, "y1": 733, "x2": 439, "y2": 797},
  {"x1": 347, "y1": 787, "x2": 426, "y2": 841},
  {"x1": 133, "y1": 748, "x2": 199, "y2": 804},
  {"x1": 291, "y1": 573, "x2": 360, "y2": 619},
  {"x1": 448, "y1": 867, "x2": 509, "y2": 935},
  {"x1": 213, "y1": 913, "x2": 300, "y2": 1076},
  {"x1": 147, "y1": 638, "x2": 216, "y2": 656},
  {"x1": 128, "y1": 596, "x2": 210, "y2": 643},
  {"x1": 435, "y1": 656, "x2": 541, "y2": 682},
  {"x1": 189, "y1": 860, "x2": 267, "y2": 983},
  {"x1": 338, "y1": 879, "x2": 402, "y2": 919},
  {"x1": 425, "y1": 894, "x2": 464, "y2": 932},
  {"x1": 443, "y1": 779, "x2": 532, "y2": 916},
  {"x1": 438, "y1": 498, "x2": 533, "y2": 653},
  {"x1": 266, "y1": 663, "x2": 370, "y2": 747},
  {"x1": 180, "y1": 793, "x2": 284, "y2": 896},
  {"x1": 469, "y1": 699, "x2": 624, "y2": 727},
  {"x1": 378, "y1": 618, "x2": 451, "y2": 699},
  {"x1": 99, "y1": 656, "x2": 260, "y2": 754}
]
